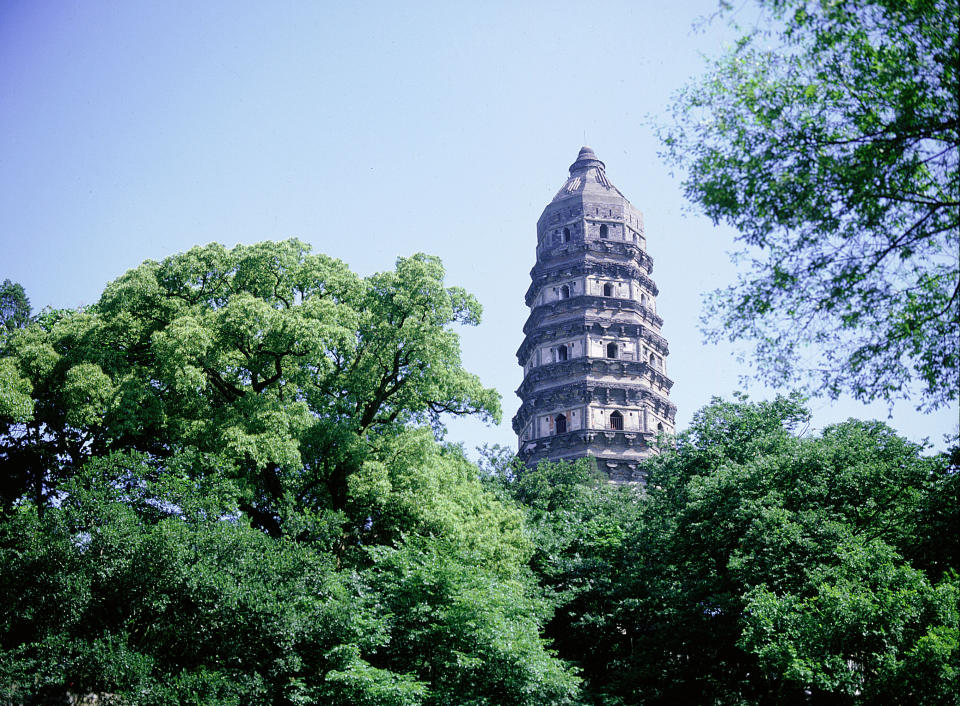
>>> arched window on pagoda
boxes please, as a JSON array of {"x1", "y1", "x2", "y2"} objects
[
  {"x1": 606, "y1": 342, "x2": 618, "y2": 359},
  {"x1": 599, "y1": 224, "x2": 608, "y2": 238},
  {"x1": 556, "y1": 345, "x2": 568, "y2": 361},
  {"x1": 603, "y1": 283, "x2": 613, "y2": 297},
  {"x1": 560, "y1": 284, "x2": 570, "y2": 300},
  {"x1": 609, "y1": 410, "x2": 624, "y2": 430},
  {"x1": 562, "y1": 227, "x2": 571, "y2": 243},
  {"x1": 555, "y1": 414, "x2": 567, "y2": 434}
]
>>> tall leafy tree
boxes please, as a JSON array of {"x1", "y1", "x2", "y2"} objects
[
  {"x1": 661, "y1": 0, "x2": 959, "y2": 410},
  {"x1": 0, "y1": 240, "x2": 500, "y2": 528},
  {"x1": 0, "y1": 241, "x2": 579, "y2": 704},
  {"x1": 0, "y1": 280, "x2": 31, "y2": 335},
  {"x1": 0, "y1": 447, "x2": 579, "y2": 705}
]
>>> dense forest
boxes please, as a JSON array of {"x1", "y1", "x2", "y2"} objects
[{"x1": 0, "y1": 241, "x2": 957, "y2": 704}]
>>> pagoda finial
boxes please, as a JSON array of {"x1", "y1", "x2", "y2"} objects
[{"x1": 569, "y1": 146, "x2": 605, "y2": 174}]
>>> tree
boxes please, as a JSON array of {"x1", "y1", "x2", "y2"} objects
[
  {"x1": 0, "y1": 447, "x2": 578, "y2": 705},
  {"x1": 500, "y1": 396, "x2": 959, "y2": 704},
  {"x1": 630, "y1": 396, "x2": 958, "y2": 704},
  {"x1": 0, "y1": 240, "x2": 500, "y2": 528},
  {"x1": 660, "y1": 0, "x2": 959, "y2": 410},
  {"x1": 0, "y1": 359, "x2": 32, "y2": 424},
  {"x1": 501, "y1": 459, "x2": 648, "y2": 705},
  {"x1": 0, "y1": 280, "x2": 31, "y2": 335},
  {"x1": 0, "y1": 241, "x2": 579, "y2": 704}
]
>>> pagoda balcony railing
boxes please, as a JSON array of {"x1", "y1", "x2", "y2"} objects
[{"x1": 522, "y1": 295, "x2": 664, "y2": 333}]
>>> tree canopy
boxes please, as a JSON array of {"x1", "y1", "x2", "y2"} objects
[
  {"x1": 0, "y1": 241, "x2": 579, "y2": 704},
  {"x1": 660, "y1": 0, "x2": 959, "y2": 411},
  {"x1": 0, "y1": 279, "x2": 31, "y2": 335},
  {"x1": 0, "y1": 240, "x2": 500, "y2": 528},
  {"x1": 490, "y1": 394, "x2": 959, "y2": 704}
]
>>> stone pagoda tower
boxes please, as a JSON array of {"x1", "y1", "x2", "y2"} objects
[{"x1": 512, "y1": 147, "x2": 676, "y2": 481}]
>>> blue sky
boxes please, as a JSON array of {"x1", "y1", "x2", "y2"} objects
[{"x1": 2, "y1": 0, "x2": 955, "y2": 454}]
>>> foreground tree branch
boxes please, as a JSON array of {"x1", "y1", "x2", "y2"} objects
[{"x1": 660, "y1": 0, "x2": 960, "y2": 410}]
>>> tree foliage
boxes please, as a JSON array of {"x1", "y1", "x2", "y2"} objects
[
  {"x1": 0, "y1": 279, "x2": 31, "y2": 335},
  {"x1": 3, "y1": 239, "x2": 957, "y2": 703},
  {"x1": 0, "y1": 241, "x2": 578, "y2": 704},
  {"x1": 0, "y1": 240, "x2": 500, "y2": 526},
  {"x1": 493, "y1": 395, "x2": 959, "y2": 704},
  {"x1": 661, "y1": 0, "x2": 959, "y2": 410}
]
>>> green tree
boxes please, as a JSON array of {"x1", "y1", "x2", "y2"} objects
[
  {"x1": 0, "y1": 240, "x2": 500, "y2": 528},
  {"x1": 629, "y1": 396, "x2": 959, "y2": 704},
  {"x1": 0, "y1": 241, "x2": 579, "y2": 704},
  {"x1": 0, "y1": 359, "x2": 33, "y2": 424},
  {"x1": 0, "y1": 279, "x2": 31, "y2": 335},
  {"x1": 0, "y1": 452, "x2": 358, "y2": 704},
  {"x1": 362, "y1": 538, "x2": 580, "y2": 706},
  {"x1": 511, "y1": 460, "x2": 647, "y2": 706},
  {"x1": 503, "y1": 397, "x2": 959, "y2": 704},
  {"x1": 661, "y1": 0, "x2": 959, "y2": 410}
]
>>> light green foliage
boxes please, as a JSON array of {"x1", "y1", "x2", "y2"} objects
[
  {"x1": 0, "y1": 309, "x2": 112, "y2": 512},
  {"x1": 0, "y1": 240, "x2": 501, "y2": 528},
  {"x1": 323, "y1": 644, "x2": 428, "y2": 706},
  {"x1": 363, "y1": 540, "x2": 581, "y2": 706},
  {"x1": 347, "y1": 429, "x2": 530, "y2": 572},
  {"x1": 0, "y1": 358, "x2": 33, "y2": 422},
  {"x1": 741, "y1": 542, "x2": 959, "y2": 704},
  {"x1": 62, "y1": 362, "x2": 114, "y2": 429},
  {"x1": 0, "y1": 242, "x2": 578, "y2": 704},
  {"x1": 661, "y1": 0, "x2": 959, "y2": 410}
]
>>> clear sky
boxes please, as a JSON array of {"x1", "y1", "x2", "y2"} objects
[{"x1": 2, "y1": 0, "x2": 956, "y2": 455}]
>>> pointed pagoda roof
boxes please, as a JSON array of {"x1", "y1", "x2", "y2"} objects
[{"x1": 550, "y1": 146, "x2": 626, "y2": 204}]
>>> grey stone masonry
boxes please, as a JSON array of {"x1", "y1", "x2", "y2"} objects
[{"x1": 513, "y1": 147, "x2": 676, "y2": 482}]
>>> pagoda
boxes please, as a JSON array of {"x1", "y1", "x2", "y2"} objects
[{"x1": 512, "y1": 147, "x2": 676, "y2": 481}]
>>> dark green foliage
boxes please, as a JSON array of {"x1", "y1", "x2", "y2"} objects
[
  {"x1": 497, "y1": 396, "x2": 958, "y2": 704},
  {"x1": 0, "y1": 455, "x2": 363, "y2": 704},
  {"x1": 0, "y1": 279, "x2": 31, "y2": 335},
  {"x1": 661, "y1": 0, "x2": 960, "y2": 410}
]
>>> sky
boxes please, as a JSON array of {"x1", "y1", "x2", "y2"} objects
[{"x1": 1, "y1": 0, "x2": 956, "y2": 456}]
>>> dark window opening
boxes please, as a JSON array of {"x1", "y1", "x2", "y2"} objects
[
  {"x1": 603, "y1": 283, "x2": 613, "y2": 297},
  {"x1": 562, "y1": 227, "x2": 570, "y2": 243},
  {"x1": 555, "y1": 414, "x2": 567, "y2": 434},
  {"x1": 610, "y1": 411, "x2": 624, "y2": 430},
  {"x1": 657, "y1": 422, "x2": 664, "y2": 432},
  {"x1": 599, "y1": 224, "x2": 608, "y2": 238},
  {"x1": 560, "y1": 285, "x2": 570, "y2": 299},
  {"x1": 606, "y1": 343, "x2": 618, "y2": 359},
  {"x1": 557, "y1": 345, "x2": 568, "y2": 361}
]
